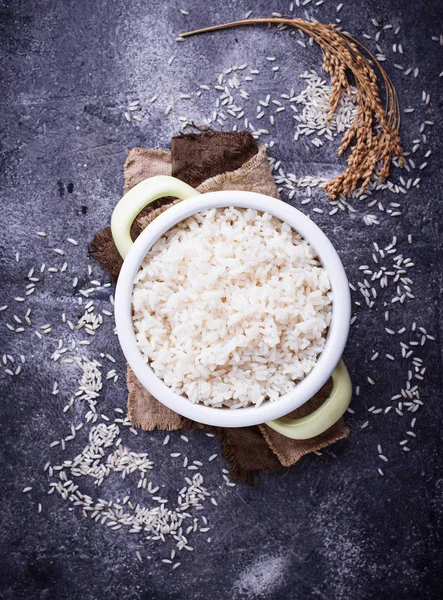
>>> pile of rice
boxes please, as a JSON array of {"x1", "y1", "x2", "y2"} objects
[{"x1": 132, "y1": 207, "x2": 332, "y2": 408}]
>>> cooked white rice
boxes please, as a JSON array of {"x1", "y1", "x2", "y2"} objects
[{"x1": 132, "y1": 207, "x2": 332, "y2": 408}]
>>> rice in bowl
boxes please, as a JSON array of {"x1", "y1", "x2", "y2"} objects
[{"x1": 132, "y1": 207, "x2": 332, "y2": 408}]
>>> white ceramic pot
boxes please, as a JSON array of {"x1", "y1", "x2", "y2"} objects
[{"x1": 111, "y1": 176, "x2": 352, "y2": 439}]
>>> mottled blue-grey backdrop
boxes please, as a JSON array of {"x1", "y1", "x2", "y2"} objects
[{"x1": 1, "y1": 0, "x2": 442, "y2": 599}]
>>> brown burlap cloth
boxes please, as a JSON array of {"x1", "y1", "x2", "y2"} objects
[{"x1": 90, "y1": 130, "x2": 349, "y2": 485}]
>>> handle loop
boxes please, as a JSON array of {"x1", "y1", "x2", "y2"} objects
[
  {"x1": 266, "y1": 360, "x2": 352, "y2": 439},
  {"x1": 111, "y1": 175, "x2": 199, "y2": 259}
]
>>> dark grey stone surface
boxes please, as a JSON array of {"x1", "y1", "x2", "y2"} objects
[{"x1": 1, "y1": 0, "x2": 442, "y2": 599}]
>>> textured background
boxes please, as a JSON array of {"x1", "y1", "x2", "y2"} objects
[{"x1": 1, "y1": 0, "x2": 442, "y2": 599}]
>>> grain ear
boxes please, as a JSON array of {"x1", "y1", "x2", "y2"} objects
[{"x1": 180, "y1": 17, "x2": 403, "y2": 200}]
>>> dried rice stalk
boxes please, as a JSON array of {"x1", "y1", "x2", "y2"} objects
[{"x1": 180, "y1": 18, "x2": 404, "y2": 200}]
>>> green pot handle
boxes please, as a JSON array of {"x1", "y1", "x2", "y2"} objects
[
  {"x1": 266, "y1": 360, "x2": 352, "y2": 439},
  {"x1": 111, "y1": 175, "x2": 200, "y2": 259}
]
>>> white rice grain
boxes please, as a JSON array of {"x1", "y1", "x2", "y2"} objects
[{"x1": 132, "y1": 208, "x2": 332, "y2": 408}]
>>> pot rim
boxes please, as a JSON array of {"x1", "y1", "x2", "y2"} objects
[{"x1": 114, "y1": 190, "x2": 351, "y2": 428}]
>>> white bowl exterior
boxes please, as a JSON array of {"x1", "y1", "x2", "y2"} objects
[{"x1": 114, "y1": 191, "x2": 351, "y2": 428}]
